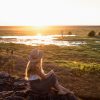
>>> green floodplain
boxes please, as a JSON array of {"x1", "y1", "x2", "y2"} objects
[{"x1": 0, "y1": 35, "x2": 100, "y2": 99}]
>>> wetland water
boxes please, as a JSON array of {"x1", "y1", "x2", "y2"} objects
[{"x1": 0, "y1": 35, "x2": 86, "y2": 46}]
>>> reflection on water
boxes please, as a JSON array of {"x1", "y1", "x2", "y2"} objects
[
  {"x1": 0, "y1": 35, "x2": 86, "y2": 46},
  {"x1": 95, "y1": 41, "x2": 100, "y2": 43}
]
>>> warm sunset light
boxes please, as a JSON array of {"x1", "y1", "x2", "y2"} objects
[
  {"x1": 0, "y1": 0, "x2": 100, "y2": 26},
  {"x1": 33, "y1": 25, "x2": 47, "y2": 30},
  {"x1": 34, "y1": 33, "x2": 52, "y2": 40},
  {"x1": 35, "y1": 33, "x2": 42, "y2": 39}
]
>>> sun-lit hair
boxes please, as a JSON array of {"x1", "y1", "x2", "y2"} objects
[
  {"x1": 25, "y1": 48, "x2": 44, "y2": 80},
  {"x1": 25, "y1": 58, "x2": 44, "y2": 80},
  {"x1": 40, "y1": 58, "x2": 45, "y2": 74},
  {"x1": 25, "y1": 61, "x2": 30, "y2": 80}
]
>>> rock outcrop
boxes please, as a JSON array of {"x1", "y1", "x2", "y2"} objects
[{"x1": 0, "y1": 72, "x2": 77, "y2": 100}]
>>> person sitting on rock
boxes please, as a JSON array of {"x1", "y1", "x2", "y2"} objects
[{"x1": 25, "y1": 48, "x2": 77, "y2": 99}]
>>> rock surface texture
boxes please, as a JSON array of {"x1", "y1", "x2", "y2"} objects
[{"x1": 0, "y1": 72, "x2": 78, "y2": 100}]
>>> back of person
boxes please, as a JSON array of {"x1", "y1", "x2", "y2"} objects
[{"x1": 25, "y1": 48, "x2": 78, "y2": 99}]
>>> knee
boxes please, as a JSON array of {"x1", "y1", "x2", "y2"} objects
[
  {"x1": 50, "y1": 70, "x2": 57, "y2": 77},
  {"x1": 46, "y1": 70, "x2": 56, "y2": 78},
  {"x1": 50, "y1": 72, "x2": 57, "y2": 79}
]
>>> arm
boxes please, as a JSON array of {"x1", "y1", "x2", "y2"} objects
[
  {"x1": 45, "y1": 70, "x2": 55, "y2": 78},
  {"x1": 36, "y1": 68, "x2": 46, "y2": 79},
  {"x1": 36, "y1": 70, "x2": 55, "y2": 79},
  {"x1": 36, "y1": 65, "x2": 55, "y2": 79}
]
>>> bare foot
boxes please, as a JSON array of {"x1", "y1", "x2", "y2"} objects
[
  {"x1": 64, "y1": 89, "x2": 74, "y2": 94},
  {"x1": 58, "y1": 90, "x2": 68, "y2": 95},
  {"x1": 59, "y1": 85, "x2": 74, "y2": 94}
]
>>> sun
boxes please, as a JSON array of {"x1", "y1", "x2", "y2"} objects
[
  {"x1": 35, "y1": 33, "x2": 43, "y2": 39},
  {"x1": 32, "y1": 24, "x2": 48, "y2": 33}
]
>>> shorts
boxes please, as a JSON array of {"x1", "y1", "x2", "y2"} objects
[{"x1": 29, "y1": 74, "x2": 57, "y2": 94}]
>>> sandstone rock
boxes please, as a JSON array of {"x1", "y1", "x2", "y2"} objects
[{"x1": 0, "y1": 72, "x2": 78, "y2": 100}]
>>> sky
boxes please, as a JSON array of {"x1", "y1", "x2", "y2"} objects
[{"x1": 0, "y1": 0, "x2": 100, "y2": 26}]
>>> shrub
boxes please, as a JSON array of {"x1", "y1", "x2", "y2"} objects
[
  {"x1": 88, "y1": 30, "x2": 96, "y2": 37},
  {"x1": 68, "y1": 32, "x2": 72, "y2": 35},
  {"x1": 98, "y1": 32, "x2": 100, "y2": 36}
]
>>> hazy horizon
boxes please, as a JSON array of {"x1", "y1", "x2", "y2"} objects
[{"x1": 0, "y1": 26, "x2": 100, "y2": 36}]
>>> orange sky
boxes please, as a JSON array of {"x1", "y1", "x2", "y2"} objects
[{"x1": 0, "y1": 0, "x2": 100, "y2": 26}]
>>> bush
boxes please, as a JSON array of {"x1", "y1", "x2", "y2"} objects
[
  {"x1": 98, "y1": 32, "x2": 100, "y2": 36},
  {"x1": 88, "y1": 30, "x2": 96, "y2": 37},
  {"x1": 68, "y1": 32, "x2": 72, "y2": 35}
]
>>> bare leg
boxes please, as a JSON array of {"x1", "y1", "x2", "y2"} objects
[
  {"x1": 55, "y1": 80, "x2": 73, "y2": 94},
  {"x1": 57, "y1": 82, "x2": 73, "y2": 93},
  {"x1": 50, "y1": 72, "x2": 73, "y2": 94},
  {"x1": 46, "y1": 70, "x2": 73, "y2": 94}
]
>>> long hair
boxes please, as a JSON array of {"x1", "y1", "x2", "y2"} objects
[
  {"x1": 25, "y1": 58, "x2": 44, "y2": 80},
  {"x1": 40, "y1": 58, "x2": 45, "y2": 74}
]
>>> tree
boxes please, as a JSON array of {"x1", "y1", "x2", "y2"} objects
[
  {"x1": 88, "y1": 30, "x2": 96, "y2": 37},
  {"x1": 68, "y1": 32, "x2": 72, "y2": 35},
  {"x1": 98, "y1": 32, "x2": 100, "y2": 36},
  {"x1": 61, "y1": 30, "x2": 64, "y2": 39}
]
